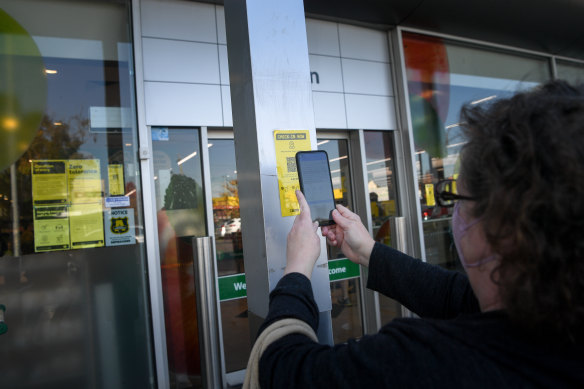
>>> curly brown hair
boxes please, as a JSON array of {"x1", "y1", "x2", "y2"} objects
[{"x1": 459, "y1": 80, "x2": 584, "y2": 341}]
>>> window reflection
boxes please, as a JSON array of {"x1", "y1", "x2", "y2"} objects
[
  {"x1": 318, "y1": 138, "x2": 363, "y2": 344},
  {"x1": 403, "y1": 32, "x2": 551, "y2": 269},
  {"x1": 152, "y1": 127, "x2": 206, "y2": 388}
]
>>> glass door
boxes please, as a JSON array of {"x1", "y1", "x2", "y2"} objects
[
  {"x1": 151, "y1": 127, "x2": 206, "y2": 389},
  {"x1": 316, "y1": 135, "x2": 364, "y2": 343}
]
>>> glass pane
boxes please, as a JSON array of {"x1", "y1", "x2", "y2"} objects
[
  {"x1": 208, "y1": 139, "x2": 250, "y2": 373},
  {"x1": 317, "y1": 138, "x2": 363, "y2": 344},
  {"x1": 402, "y1": 32, "x2": 551, "y2": 269},
  {"x1": 0, "y1": 1, "x2": 154, "y2": 387},
  {"x1": 364, "y1": 131, "x2": 403, "y2": 323},
  {"x1": 152, "y1": 128, "x2": 206, "y2": 388},
  {"x1": 557, "y1": 60, "x2": 584, "y2": 84}
]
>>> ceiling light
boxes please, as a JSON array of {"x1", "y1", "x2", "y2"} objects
[
  {"x1": 177, "y1": 151, "x2": 197, "y2": 165},
  {"x1": 471, "y1": 95, "x2": 496, "y2": 105}
]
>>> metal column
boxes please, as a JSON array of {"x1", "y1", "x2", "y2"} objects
[{"x1": 224, "y1": 0, "x2": 333, "y2": 344}]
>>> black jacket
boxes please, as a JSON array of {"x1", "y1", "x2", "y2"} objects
[{"x1": 258, "y1": 243, "x2": 584, "y2": 388}]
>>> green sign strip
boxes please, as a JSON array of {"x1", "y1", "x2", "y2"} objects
[
  {"x1": 217, "y1": 259, "x2": 360, "y2": 301},
  {"x1": 328, "y1": 258, "x2": 360, "y2": 281},
  {"x1": 218, "y1": 273, "x2": 247, "y2": 301}
]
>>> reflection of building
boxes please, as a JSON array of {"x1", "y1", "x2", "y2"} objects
[{"x1": 1, "y1": 0, "x2": 583, "y2": 388}]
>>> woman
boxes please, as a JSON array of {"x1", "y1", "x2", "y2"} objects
[{"x1": 251, "y1": 80, "x2": 584, "y2": 388}]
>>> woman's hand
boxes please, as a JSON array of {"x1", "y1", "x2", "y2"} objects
[
  {"x1": 321, "y1": 204, "x2": 374, "y2": 267},
  {"x1": 284, "y1": 190, "x2": 321, "y2": 279}
]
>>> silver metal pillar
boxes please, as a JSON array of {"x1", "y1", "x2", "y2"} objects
[
  {"x1": 192, "y1": 237, "x2": 222, "y2": 389},
  {"x1": 224, "y1": 0, "x2": 333, "y2": 344}
]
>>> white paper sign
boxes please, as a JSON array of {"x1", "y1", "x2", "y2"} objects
[
  {"x1": 105, "y1": 196, "x2": 130, "y2": 208},
  {"x1": 105, "y1": 208, "x2": 136, "y2": 246}
]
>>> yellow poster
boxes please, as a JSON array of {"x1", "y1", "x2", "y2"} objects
[
  {"x1": 273, "y1": 130, "x2": 311, "y2": 216},
  {"x1": 33, "y1": 205, "x2": 70, "y2": 252},
  {"x1": 69, "y1": 203, "x2": 104, "y2": 249},
  {"x1": 425, "y1": 183, "x2": 436, "y2": 207},
  {"x1": 68, "y1": 159, "x2": 102, "y2": 204},
  {"x1": 108, "y1": 164, "x2": 125, "y2": 196},
  {"x1": 31, "y1": 160, "x2": 68, "y2": 205}
]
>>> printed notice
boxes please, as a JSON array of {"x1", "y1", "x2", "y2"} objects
[
  {"x1": 273, "y1": 130, "x2": 311, "y2": 217},
  {"x1": 425, "y1": 183, "x2": 436, "y2": 207},
  {"x1": 33, "y1": 205, "x2": 70, "y2": 252},
  {"x1": 31, "y1": 160, "x2": 68, "y2": 205},
  {"x1": 108, "y1": 164, "x2": 125, "y2": 196},
  {"x1": 68, "y1": 159, "x2": 102, "y2": 204},
  {"x1": 105, "y1": 208, "x2": 136, "y2": 246},
  {"x1": 70, "y1": 203, "x2": 104, "y2": 249}
]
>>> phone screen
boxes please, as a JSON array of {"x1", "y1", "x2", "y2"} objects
[{"x1": 295, "y1": 150, "x2": 336, "y2": 226}]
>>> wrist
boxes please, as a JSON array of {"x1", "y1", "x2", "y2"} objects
[{"x1": 358, "y1": 239, "x2": 375, "y2": 267}]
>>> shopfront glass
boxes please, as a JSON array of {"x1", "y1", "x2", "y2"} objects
[
  {"x1": 0, "y1": 1, "x2": 154, "y2": 387},
  {"x1": 363, "y1": 131, "x2": 403, "y2": 323},
  {"x1": 402, "y1": 32, "x2": 551, "y2": 268},
  {"x1": 317, "y1": 138, "x2": 363, "y2": 343},
  {"x1": 151, "y1": 127, "x2": 206, "y2": 388},
  {"x1": 557, "y1": 59, "x2": 584, "y2": 84},
  {"x1": 208, "y1": 138, "x2": 250, "y2": 374}
]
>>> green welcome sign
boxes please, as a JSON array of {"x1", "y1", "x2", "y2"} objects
[{"x1": 217, "y1": 258, "x2": 360, "y2": 301}]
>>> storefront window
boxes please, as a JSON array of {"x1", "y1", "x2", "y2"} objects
[
  {"x1": 402, "y1": 32, "x2": 551, "y2": 268},
  {"x1": 208, "y1": 138, "x2": 250, "y2": 373},
  {"x1": 363, "y1": 131, "x2": 403, "y2": 323},
  {"x1": 556, "y1": 59, "x2": 584, "y2": 84},
  {"x1": 317, "y1": 138, "x2": 363, "y2": 344},
  {"x1": 0, "y1": 0, "x2": 153, "y2": 387},
  {"x1": 151, "y1": 127, "x2": 206, "y2": 387}
]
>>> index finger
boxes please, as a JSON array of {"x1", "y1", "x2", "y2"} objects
[{"x1": 295, "y1": 190, "x2": 311, "y2": 220}]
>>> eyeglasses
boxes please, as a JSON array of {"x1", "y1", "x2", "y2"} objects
[{"x1": 435, "y1": 179, "x2": 474, "y2": 208}]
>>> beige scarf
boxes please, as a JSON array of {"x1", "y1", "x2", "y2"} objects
[{"x1": 243, "y1": 318, "x2": 318, "y2": 389}]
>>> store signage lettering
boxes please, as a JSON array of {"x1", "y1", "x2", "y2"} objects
[
  {"x1": 310, "y1": 71, "x2": 320, "y2": 84},
  {"x1": 328, "y1": 258, "x2": 360, "y2": 282}
]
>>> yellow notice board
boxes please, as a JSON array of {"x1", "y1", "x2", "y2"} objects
[
  {"x1": 425, "y1": 183, "x2": 436, "y2": 207},
  {"x1": 273, "y1": 130, "x2": 311, "y2": 216},
  {"x1": 70, "y1": 203, "x2": 105, "y2": 249},
  {"x1": 108, "y1": 164, "x2": 125, "y2": 196},
  {"x1": 33, "y1": 205, "x2": 70, "y2": 252},
  {"x1": 68, "y1": 159, "x2": 102, "y2": 204},
  {"x1": 31, "y1": 160, "x2": 68, "y2": 205}
]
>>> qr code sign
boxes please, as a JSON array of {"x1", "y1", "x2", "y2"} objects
[{"x1": 286, "y1": 157, "x2": 297, "y2": 173}]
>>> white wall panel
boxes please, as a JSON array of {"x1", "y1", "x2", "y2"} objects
[
  {"x1": 345, "y1": 94, "x2": 396, "y2": 129},
  {"x1": 309, "y1": 55, "x2": 343, "y2": 93},
  {"x1": 312, "y1": 92, "x2": 347, "y2": 129},
  {"x1": 338, "y1": 24, "x2": 389, "y2": 62},
  {"x1": 145, "y1": 82, "x2": 223, "y2": 126},
  {"x1": 306, "y1": 19, "x2": 340, "y2": 57},
  {"x1": 342, "y1": 59, "x2": 392, "y2": 96},
  {"x1": 142, "y1": 38, "x2": 220, "y2": 84},
  {"x1": 221, "y1": 85, "x2": 233, "y2": 126},
  {"x1": 216, "y1": 6, "x2": 227, "y2": 45},
  {"x1": 141, "y1": 0, "x2": 216, "y2": 43},
  {"x1": 218, "y1": 45, "x2": 229, "y2": 85}
]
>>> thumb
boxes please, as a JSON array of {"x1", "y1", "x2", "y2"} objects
[{"x1": 332, "y1": 208, "x2": 351, "y2": 229}]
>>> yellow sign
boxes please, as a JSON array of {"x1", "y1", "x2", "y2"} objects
[
  {"x1": 70, "y1": 203, "x2": 105, "y2": 249},
  {"x1": 108, "y1": 164, "x2": 125, "y2": 196},
  {"x1": 273, "y1": 130, "x2": 311, "y2": 216},
  {"x1": 68, "y1": 159, "x2": 102, "y2": 204},
  {"x1": 33, "y1": 205, "x2": 70, "y2": 252},
  {"x1": 31, "y1": 160, "x2": 68, "y2": 205},
  {"x1": 425, "y1": 183, "x2": 436, "y2": 207}
]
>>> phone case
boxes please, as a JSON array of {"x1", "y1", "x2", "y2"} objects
[{"x1": 295, "y1": 150, "x2": 336, "y2": 226}]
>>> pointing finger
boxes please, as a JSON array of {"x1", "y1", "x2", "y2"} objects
[{"x1": 295, "y1": 190, "x2": 311, "y2": 221}]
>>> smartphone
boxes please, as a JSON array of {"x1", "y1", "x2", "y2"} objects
[{"x1": 295, "y1": 150, "x2": 336, "y2": 226}]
